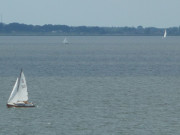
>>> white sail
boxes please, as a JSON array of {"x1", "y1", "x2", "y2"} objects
[
  {"x1": 63, "y1": 37, "x2": 68, "y2": 44},
  {"x1": 163, "y1": 30, "x2": 167, "y2": 38},
  {"x1": 8, "y1": 78, "x2": 19, "y2": 103},
  {"x1": 17, "y1": 71, "x2": 28, "y2": 101},
  {"x1": 7, "y1": 71, "x2": 28, "y2": 104}
]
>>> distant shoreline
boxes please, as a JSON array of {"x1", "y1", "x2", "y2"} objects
[{"x1": 0, "y1": 22, "x2": 180, "y2": 36}]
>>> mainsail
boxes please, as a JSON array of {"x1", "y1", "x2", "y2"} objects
[
  {"x1": 7, "y1": 71, "x2": 28, "y2": 104},
  {"x1": 17, "y1": 71, "x2": 28, "y2": 101},
  {"x1": 63, "y1": 37, "x2": 68, "y2": 44},
  {"x1": 163, "y1": 30, "x2": 167, "y2": 38}
]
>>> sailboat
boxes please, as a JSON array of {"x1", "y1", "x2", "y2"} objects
[
  {"x1": 7, "y1": 69, "x2": 35, "y2": 107},
  {"x1": 63, "y1": 37, "x2": 69, "y2": 44},
  {"x1": 163, "y1": 29, "x2": 167, "y2": 38}
]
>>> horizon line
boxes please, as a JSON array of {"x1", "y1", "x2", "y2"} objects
[{"x1": 1, "y1": 22, "x2": 179, "y2": 29}]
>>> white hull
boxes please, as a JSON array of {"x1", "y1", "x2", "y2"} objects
[{"x1": 7, "y1": 103, "x2": 35, "y2": 107}]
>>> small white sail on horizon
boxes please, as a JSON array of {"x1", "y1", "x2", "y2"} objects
[
  {"x1": 63, "y1": 37, "x2": 69, "y2": 44},
  {"x1": 163, "y1": 29, "x2": 167, "y2": 38}
]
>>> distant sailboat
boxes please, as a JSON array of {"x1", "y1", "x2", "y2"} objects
[
  {"x1": 63, "y1": 37, "x2": 69, "y2": 44},
  {"x1": 163, "y1": 29, "x2": 167, "y2": 38},
  {"x1": 7, "y1": 69, "x2": 35, "y2": 107}
]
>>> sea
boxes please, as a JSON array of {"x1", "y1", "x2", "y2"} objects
[{"x1": 0, "y1": 36, "x2": 180, "y2": 135}]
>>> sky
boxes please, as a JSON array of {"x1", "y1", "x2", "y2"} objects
[{"x1": 0, "y1": 0, "x2": 180, "y2": 28}]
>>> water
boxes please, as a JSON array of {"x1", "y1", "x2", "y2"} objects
[{"x1": 0, "y1": 36, "x2": 180, "y2": 135}]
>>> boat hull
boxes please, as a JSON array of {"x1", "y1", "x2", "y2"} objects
[{"x1": 7, "y1": 103, "x2": 35, "y2": 108}]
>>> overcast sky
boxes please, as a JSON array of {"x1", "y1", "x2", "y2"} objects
[{"x1": 0, "y1": 0, "x2": 180, "y2": 27}]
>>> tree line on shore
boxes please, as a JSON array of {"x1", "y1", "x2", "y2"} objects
[{"x1": 0, "y1": 22, "x2": 180, "y2": 36}]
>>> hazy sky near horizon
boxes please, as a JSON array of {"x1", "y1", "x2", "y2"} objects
[{"x1": 0, "y1": 0, "x2": 180, "y2": 27}]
